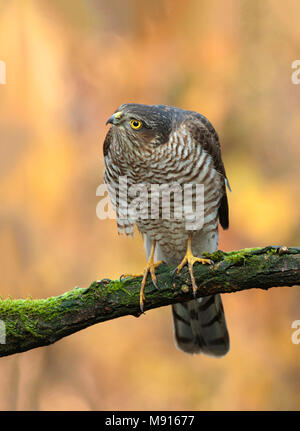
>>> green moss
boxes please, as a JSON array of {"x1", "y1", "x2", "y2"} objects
[
  {"x1": 202, "y1": 250, "x2": 225, "y2": 262},
  {"x1": 266, "y1": 248, "x2": 278, "y2": 255},
  {"x1": 4, "y1": 319, "x2": 21, "y2": 339},
  {"x1": 106, "y1": 280, "x2": 131, "y2": 295},
  {"x1": 224, "y1": 248, "x2": 261, "y2": 266},
  {"x1": 203, "y1": 247, "x2": 262, "y2": 266},
  {"x1": 0, "y1": 286, "x2": 95, "y2": 339}
]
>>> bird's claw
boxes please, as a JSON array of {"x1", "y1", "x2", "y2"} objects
[
  {"x1": 139, "y1": 260, "x2": 163, "y2": 312},
  {"x1": 174, "y1": 251, "x2": 213, "y2": 297},
  {"x1": 120, "y1": 273, "x2": 142, "y2": 282}
]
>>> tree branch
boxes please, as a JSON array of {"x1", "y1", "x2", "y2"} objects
[{"x1": 0, "y1": 246, "x2": 299, "y2": 358}]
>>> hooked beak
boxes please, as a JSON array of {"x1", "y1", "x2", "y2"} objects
[{"x1": 105, "y1": 111, "x2": 123, "y2": 126}]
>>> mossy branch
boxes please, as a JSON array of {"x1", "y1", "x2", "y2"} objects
[{"x1": 0, "y1": 246, "x2": 300, "y2": 358}]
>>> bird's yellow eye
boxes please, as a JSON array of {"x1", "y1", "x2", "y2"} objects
[{"x1": 130, "y1": 119, "x2": 142, "y2": 130}]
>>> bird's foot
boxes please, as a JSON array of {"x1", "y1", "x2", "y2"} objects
[
  {"x1": 120, "y1": 260, "x2": 162, "y2": 313},
  {"x1": 173, "y1": 248, "x2": 212, "y2": 297},
  {"x1": 139, "y1": 260, "x2": 163, "y2": 312},
  {"x1": 120, "y1": 240, "x2": 162, "y2": 313}
]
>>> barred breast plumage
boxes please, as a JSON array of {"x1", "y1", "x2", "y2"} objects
[{"x1": 103, "y1": 103, "x2": 230, "y2": 356}]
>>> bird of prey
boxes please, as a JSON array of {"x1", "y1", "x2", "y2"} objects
[{"x1": 103, "y1": 103, "x2": 230, "y2": 356}]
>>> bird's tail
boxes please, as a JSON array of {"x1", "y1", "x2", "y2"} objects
[
  {"x1": 143, "y1": 234, "x2": 230, "y2": 356},
  {"x1": 172, "y1": 295, "x2": 230, "y2": 356}
]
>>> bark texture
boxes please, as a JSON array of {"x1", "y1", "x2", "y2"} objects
[{"x1": 0, "y1": 246, "x2": 299, "y2": 357}]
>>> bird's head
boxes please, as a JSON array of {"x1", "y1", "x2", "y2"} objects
[{"x1": 105, "y1": 103, "x2": 174, "y2": 148}]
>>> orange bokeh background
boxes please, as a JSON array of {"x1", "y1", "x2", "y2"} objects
[{"x1": 0, "y1": 0, "x2": 300, "y2": 410}]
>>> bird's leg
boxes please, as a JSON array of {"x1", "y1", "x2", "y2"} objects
[
  {"x1": 174, "y1": 232, "x2": 212, "y2": 297},
  {"x1": 138, "y1": 240, "x2": 163, "y2": 312},
  {"x1": 120, "y1": 240, "x2": 162, "y2": 312}
]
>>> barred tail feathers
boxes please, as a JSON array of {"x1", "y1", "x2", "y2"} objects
[
  {"x1": 143, "y1": 234, "x2": 230, "y2": 356},
  {"x1": 172, "y1": 295, "x2": 229, "y2": 356}
]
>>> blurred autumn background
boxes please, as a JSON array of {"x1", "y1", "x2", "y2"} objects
[{"x1": 0, "y1": 0, "x2": 300, "y2": 411}]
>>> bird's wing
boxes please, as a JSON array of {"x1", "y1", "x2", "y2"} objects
[{"x1": 185, "y1": 113, "x2": 229, "y2": 230}]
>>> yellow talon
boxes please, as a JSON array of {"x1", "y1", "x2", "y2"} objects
[
  {"x1": 176, "y1": 233, "x2": 212, "y2": 296},
  {"x1": 120, "y1": 272, "x2": 144, "y2": 279},
  {"x1": 140, "y1": 240, "x2": 162, "y2": 312},
  {"x1": 120, "y1": 240, "x2": 162, "y2": 313}
]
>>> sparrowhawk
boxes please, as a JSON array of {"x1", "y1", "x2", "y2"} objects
[{"x1": 103, "y1": 103, "x2": 230, "y2": 356}]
